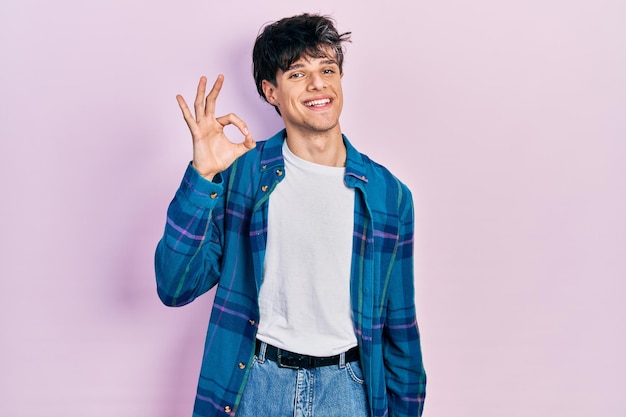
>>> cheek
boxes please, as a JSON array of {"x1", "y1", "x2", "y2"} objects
[
  {"x1": 334, "y1": 86, "x2": 344, "y2": 103},
  {"x1": 333, "y1": 81, "x2": 344, "y2": 95}
]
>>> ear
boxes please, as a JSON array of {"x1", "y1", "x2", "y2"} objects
[{"x1": 262, "y1": 79, "x2": 279, "y2": 106}]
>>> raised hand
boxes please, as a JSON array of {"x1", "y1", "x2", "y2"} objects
[{"x1": 176, "y1": 75, "x2": 256, "y2": 181}]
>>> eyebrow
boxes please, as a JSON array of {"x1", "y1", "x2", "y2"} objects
[
  {"x1": 320, "y1": 58, "x2": 339, "y2": 66},
  {"x1": 287, "y1": 58, "x2": 339, "y2": 71}
]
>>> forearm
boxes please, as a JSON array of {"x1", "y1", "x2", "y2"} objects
[
  {"x1": 385, "y1": 196, "x2": 426, "y2": 417},
  {"x1": 383, "y1": 266, "x2": 427, "y2": 417},
  {"x1": 155, "y1": 163, "x2": 224, "y2": 306},
  {"x1": 384, "y1": 322, "x2": 426, "y2": 417}
]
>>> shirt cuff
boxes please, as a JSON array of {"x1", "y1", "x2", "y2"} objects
[{"x1": 177, "y1": 162, "x2": 224, "y2": 208}]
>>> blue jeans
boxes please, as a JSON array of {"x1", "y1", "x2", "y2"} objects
[{"x1": 236, "y1": 342, "x2": 369, "y2": 417}]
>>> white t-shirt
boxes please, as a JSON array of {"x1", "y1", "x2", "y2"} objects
[{"x1": 256, "y1": 141, "x2": 357, "y2": 356}]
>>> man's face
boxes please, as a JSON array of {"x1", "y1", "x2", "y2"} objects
[{"x1": 262, "y1": 49, "x2": 343, "y2": 137}]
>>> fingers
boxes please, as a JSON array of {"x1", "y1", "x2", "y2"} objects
[
  {"x1": 204, "y1": 74, "x2": 224, "y2": 118},
  {"x1": 193, "y1": 76, "x2": 208, "y2": 122},
  {"x1": 243, "y1": 134, "x2": 256, "y2": 150},
  {"x1": 216, "y1": 112, "x2": 251, "y2": 138},
  {"x1": 176, "y1": 75, "x2": 255, "y2": 155},
  {"x1": 176, "y1": 75, "x2": 218, "y2": 132},
  {"x1": 176, "y1": 94, "x2": 197, "y2": 132}
]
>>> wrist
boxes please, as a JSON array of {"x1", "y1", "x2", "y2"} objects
[{"x1": 191, "y1": 162, "x2": 218, "y2": 182}]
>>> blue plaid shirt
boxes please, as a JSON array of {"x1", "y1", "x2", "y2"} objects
[{"x1": 155, "y1": 130, "x2": 426, "y2": 417}]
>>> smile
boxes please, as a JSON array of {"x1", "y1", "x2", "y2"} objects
[{"x1": 304, "y1": 98, "x2": 331, "y2": 107}]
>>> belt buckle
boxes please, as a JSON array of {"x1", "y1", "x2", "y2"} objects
[{"x1": 277, "y1": 350, "x2": 308, "y2": 369}]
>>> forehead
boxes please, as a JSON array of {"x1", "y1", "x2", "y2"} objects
[
  {"x1": 288, "y1": 50, "x2": 339, "y2": 68},
  {"x1": 286, "y1": 43, "x2": 337, "y2": 62}
]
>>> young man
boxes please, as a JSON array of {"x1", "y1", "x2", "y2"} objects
[{"x1": 155, "y1": 13, "x2": 426, "y2": 417}]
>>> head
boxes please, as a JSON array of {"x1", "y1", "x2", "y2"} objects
[{"x1": 252, "y1": 14, "x2": 351, "y2": 115}]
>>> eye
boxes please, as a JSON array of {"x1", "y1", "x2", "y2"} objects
[
  {"x1": 289, "y1": 72, "x2": 304, "y2": 79},
  {"x1": 322, "y1": 68, "x2": 335, "y2": 74}
]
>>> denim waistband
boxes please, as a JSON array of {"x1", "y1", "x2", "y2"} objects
[{"x1": 255, "y1": 340, "x2": 359, "y2": 369}]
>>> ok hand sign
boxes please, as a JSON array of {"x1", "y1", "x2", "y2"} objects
[{"x1": 176, "y1": 75, "x2": 256, "y2": 181}]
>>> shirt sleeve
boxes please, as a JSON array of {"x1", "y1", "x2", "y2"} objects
[
  {"x1": 154, "y1": 162, "x2": 226, "y2": 307},
  {"x1": 383, "y1": 187, "x2": 427, "y2": 417}
]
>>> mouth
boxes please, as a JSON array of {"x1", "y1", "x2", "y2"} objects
[{"x1": 304, "y1": 98, "x2": 332, "y2": 107}]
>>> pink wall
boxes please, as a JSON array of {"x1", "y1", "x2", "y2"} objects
[{"x1": 1, "y1": 1, "x2": 624, "y2": 416}]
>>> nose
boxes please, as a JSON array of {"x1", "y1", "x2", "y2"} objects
[{"x1": 308, "y1": 72, "x2": 326, "y2": 90}]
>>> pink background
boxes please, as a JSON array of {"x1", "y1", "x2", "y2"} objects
[{"x1": 1, "y1": 0, "x2": 625, "y2": 416}]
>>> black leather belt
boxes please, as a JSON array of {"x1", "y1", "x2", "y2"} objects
[{"x1": 255, "y1": 340, "x2": 360, "y2": 369}]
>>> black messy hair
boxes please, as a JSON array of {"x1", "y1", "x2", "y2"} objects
[{"x1": 252, "y1": 13, "x2": 351, "y2": 114}]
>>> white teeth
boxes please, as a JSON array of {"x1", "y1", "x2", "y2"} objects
[{"x1": 305, "y1": 99, "x2": 331, "y2": 107}]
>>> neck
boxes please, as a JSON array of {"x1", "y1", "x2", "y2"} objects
[{"x1": 283, "y1": 124, "x2": 346, "y2": 167}]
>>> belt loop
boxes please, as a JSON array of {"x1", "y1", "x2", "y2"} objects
[
  {"x1": 339, "y1": 351, "x2": 346, "y2": 369},
  {"x1": 258, "y1": 341, "x2": 267, "y2": 363}
]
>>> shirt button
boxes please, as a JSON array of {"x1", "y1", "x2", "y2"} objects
[
  {"x1": 261, "y1": 185, "x2": 268, "y2": 192},
  {"x1": 210, "y1": 192, "x2": 218, "y2": 199},
  {"x1": 275, "y1": 169, "x2": 283, "y2": 176},
  {"x1": 248, "y1": 319, "x2": 255, "y2": 325},
  {"x1": 238, "y1": 362, "x2": 246, "y2": 369},
  {"x1": 224, "y1": 405, "x2": 231, "y2": 413}
]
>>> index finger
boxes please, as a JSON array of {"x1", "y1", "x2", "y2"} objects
[{"x1": 205, "y1": 74, "x2": 225, "y2": 118}]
